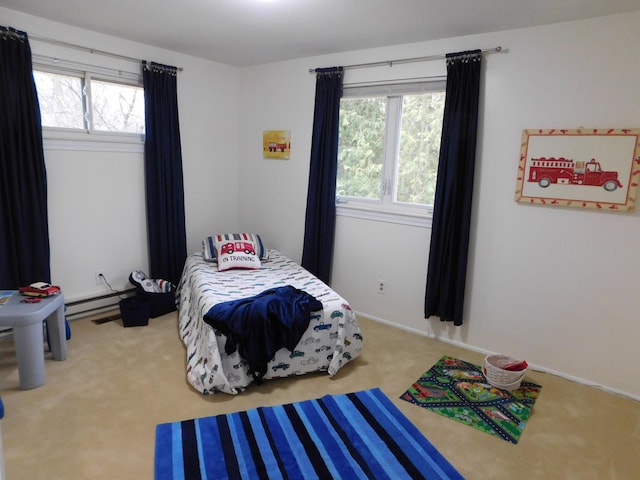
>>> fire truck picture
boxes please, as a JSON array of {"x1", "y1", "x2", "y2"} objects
[
  {"x1": 220, "y1": 242, "x2": 256, "y2": 256},
  {"x1": 268, "y1": 141, "x2": 289, "y2": 152},
  {"x1": 527, "y1": 157, "x2": 622, "y2": 191}
]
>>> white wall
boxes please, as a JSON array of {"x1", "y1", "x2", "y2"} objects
[
  {"x1": 3, "y1": 6, "x2": 639, "y2": 398},
  {"x1": 239, "y1": 12, "x2": 640, "y2": 399},
  {"x1": 1, "y1": 8, "x2": 241, "y2": 303}
]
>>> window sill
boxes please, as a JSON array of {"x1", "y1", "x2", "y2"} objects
[{"x1": 336, "y1": 204, "x2": 432, "y2": 228}]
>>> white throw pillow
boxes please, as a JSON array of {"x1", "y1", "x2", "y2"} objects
[
  {"x1": 214, "y1": 237, "x2": 261, "y2": 271},
  {"x1": 203, "y1": 233, "x2": 269, "y2": 262}
]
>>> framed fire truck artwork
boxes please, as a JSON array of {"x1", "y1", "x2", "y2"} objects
[
  {"x1": 515, "y1": 128, "x2": 640, "y2": 212},
  {"x1": 263, "y1": 130, "x2": 291, "y2": 159}
]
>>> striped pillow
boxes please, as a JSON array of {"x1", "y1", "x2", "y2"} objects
[{"x1": 202, "y1": 233, "x2": 268, "y2": 261}]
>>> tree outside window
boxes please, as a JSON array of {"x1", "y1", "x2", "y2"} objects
[{"x1": 337, "y1": 81, "x2": 445, "y2": 216}]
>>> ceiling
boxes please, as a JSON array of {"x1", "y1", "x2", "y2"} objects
[{"x1": 2, "y1": 0, "x2": 640, "y2": 67}]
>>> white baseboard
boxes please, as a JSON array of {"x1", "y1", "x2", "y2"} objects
[
  {"x1": 356, "y1": 311, "x2": 640, "y2": 402},
  {"x1": 65, "y1": 289, "x2": 134, "y2": 320}
]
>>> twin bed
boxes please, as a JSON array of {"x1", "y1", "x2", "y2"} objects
[{"x1": 176, "y1": 245, "x2": 363, "y2": 395}]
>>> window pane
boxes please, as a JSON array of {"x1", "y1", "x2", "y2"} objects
[
  {"x1": 396, "y1": 91, "x2": 445, "y2": 205},
  {"x1": 337, "y1": 97, "x2": 386, "y2": 200},
  {"x1": 33, "y1": 71, "x2": 84, "y2": 129},
  {"x1": 91, "y1": 80, "x2": 145, "y2": 134}
]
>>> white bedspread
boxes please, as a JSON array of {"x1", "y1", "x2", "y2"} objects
[{"x1": 176, "y1": 250, "x2": 363, "y2": 394}]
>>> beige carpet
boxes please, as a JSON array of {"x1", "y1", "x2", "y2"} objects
[{"x1": 0, "y1": 312, "x2": 638, "y2": 479}]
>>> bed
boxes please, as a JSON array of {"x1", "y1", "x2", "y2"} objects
[{"x1": 176, "y1": 248, "x2": 363, "y2": 395}]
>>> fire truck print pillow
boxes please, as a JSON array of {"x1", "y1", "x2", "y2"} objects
[
  {"x1": 515, "y1": 128, "x2": 640, "y2": 212},
  {"x1": 203, "y1": 233, "x2": 269, "y2": 262},
  {"x1": 214, "y1": 236, "x2": 261, "y2": 271}
]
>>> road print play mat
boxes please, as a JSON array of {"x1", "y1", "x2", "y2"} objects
[{"x1": 401, "y1": 355, "x2": 542, "y2": 443}]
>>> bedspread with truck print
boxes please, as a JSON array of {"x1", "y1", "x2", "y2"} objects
[{"x1": 176, "y1": 250, "x2": 363, "y2": 394}]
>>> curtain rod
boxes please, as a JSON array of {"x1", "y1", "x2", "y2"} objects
[
  {"x1": 308, "y1": 46, "x2": 502, "y2": 73},
  {"x1": 28, "y1": 33, "x2": 184, "y2": 71}
]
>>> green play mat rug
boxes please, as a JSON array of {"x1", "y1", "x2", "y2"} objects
[{"x1": 400, "y1": 355, "x2": 542, "y2": 444}]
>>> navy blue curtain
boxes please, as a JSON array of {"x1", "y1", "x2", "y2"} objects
[
  {"x1": 301, "y1": 67, "x2": 344, "y2": 284},
  {"x1": 0, "y1": 27, "x2": 51, "y2": 289},
  {"x1": 142, "y1": 61, "x2": 187, "y2": 285},
  {"x1": 424, "y1": 50, "x2": 482, "y2": 326}
]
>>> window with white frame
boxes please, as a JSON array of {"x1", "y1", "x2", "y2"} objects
[
  {"x1": 336, "y1": 80, "x2": 445, "y2": 225},
  {"x1": 33, "y1": 66, "x2": 145, "y2": 135}
]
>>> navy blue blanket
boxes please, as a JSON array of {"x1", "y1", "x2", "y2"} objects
[{"x1": 203, "y1": 285, "x2": 323, "y2": 381}]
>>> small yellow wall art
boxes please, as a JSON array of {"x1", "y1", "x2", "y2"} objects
[{"x1": 263, "y1": 130, "x2": 291, "y2": 159}]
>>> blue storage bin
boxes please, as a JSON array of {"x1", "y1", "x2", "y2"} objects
[
  {"x1": 141, "y1": 291, "x2": 176, "y2": 318},
  {"x1": 119, "y1": 296, "x2": 151, "y2": 327}
]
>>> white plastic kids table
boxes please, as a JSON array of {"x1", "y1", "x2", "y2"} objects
[{"x1": 0, "y1": 292, "x2": 67, "y2": 389}]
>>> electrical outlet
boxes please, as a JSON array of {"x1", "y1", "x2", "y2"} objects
[
  {"x1": 95, "y1": 270, "x2": 106, "y2": 285},
  {"x1": 377, "y1": 279, "x2": 386, "y2": 294}
]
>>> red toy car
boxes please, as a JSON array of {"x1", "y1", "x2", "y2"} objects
[{"x1": 19, "y1": 282, "x2": 61, "y2": 297}]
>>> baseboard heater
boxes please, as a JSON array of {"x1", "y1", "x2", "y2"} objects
[{"x1": 65, "y1": 288, "x2": 136, "y2": 321}]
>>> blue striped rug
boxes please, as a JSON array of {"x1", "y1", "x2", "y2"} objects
[{"x1": 155, "y1": 388, "x2": 463, "y2": 479}]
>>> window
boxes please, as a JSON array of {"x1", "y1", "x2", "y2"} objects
[
  {"x1": 33, "y1": 68, "x2": 144, "y2": 135},
  {"x1": 90, "y1": 79, "x2": 145, "y2": 133},
  {"x1": 337, "y1": 80, "x2": 445, "y2": 224},
  {"x1": 33, "y1": 70, "x2": 85, "y2": 129}
]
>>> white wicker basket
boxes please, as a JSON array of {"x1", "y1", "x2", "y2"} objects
[{"x1": 482, "y1": 354, "x2": 527, "y2": 391}]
